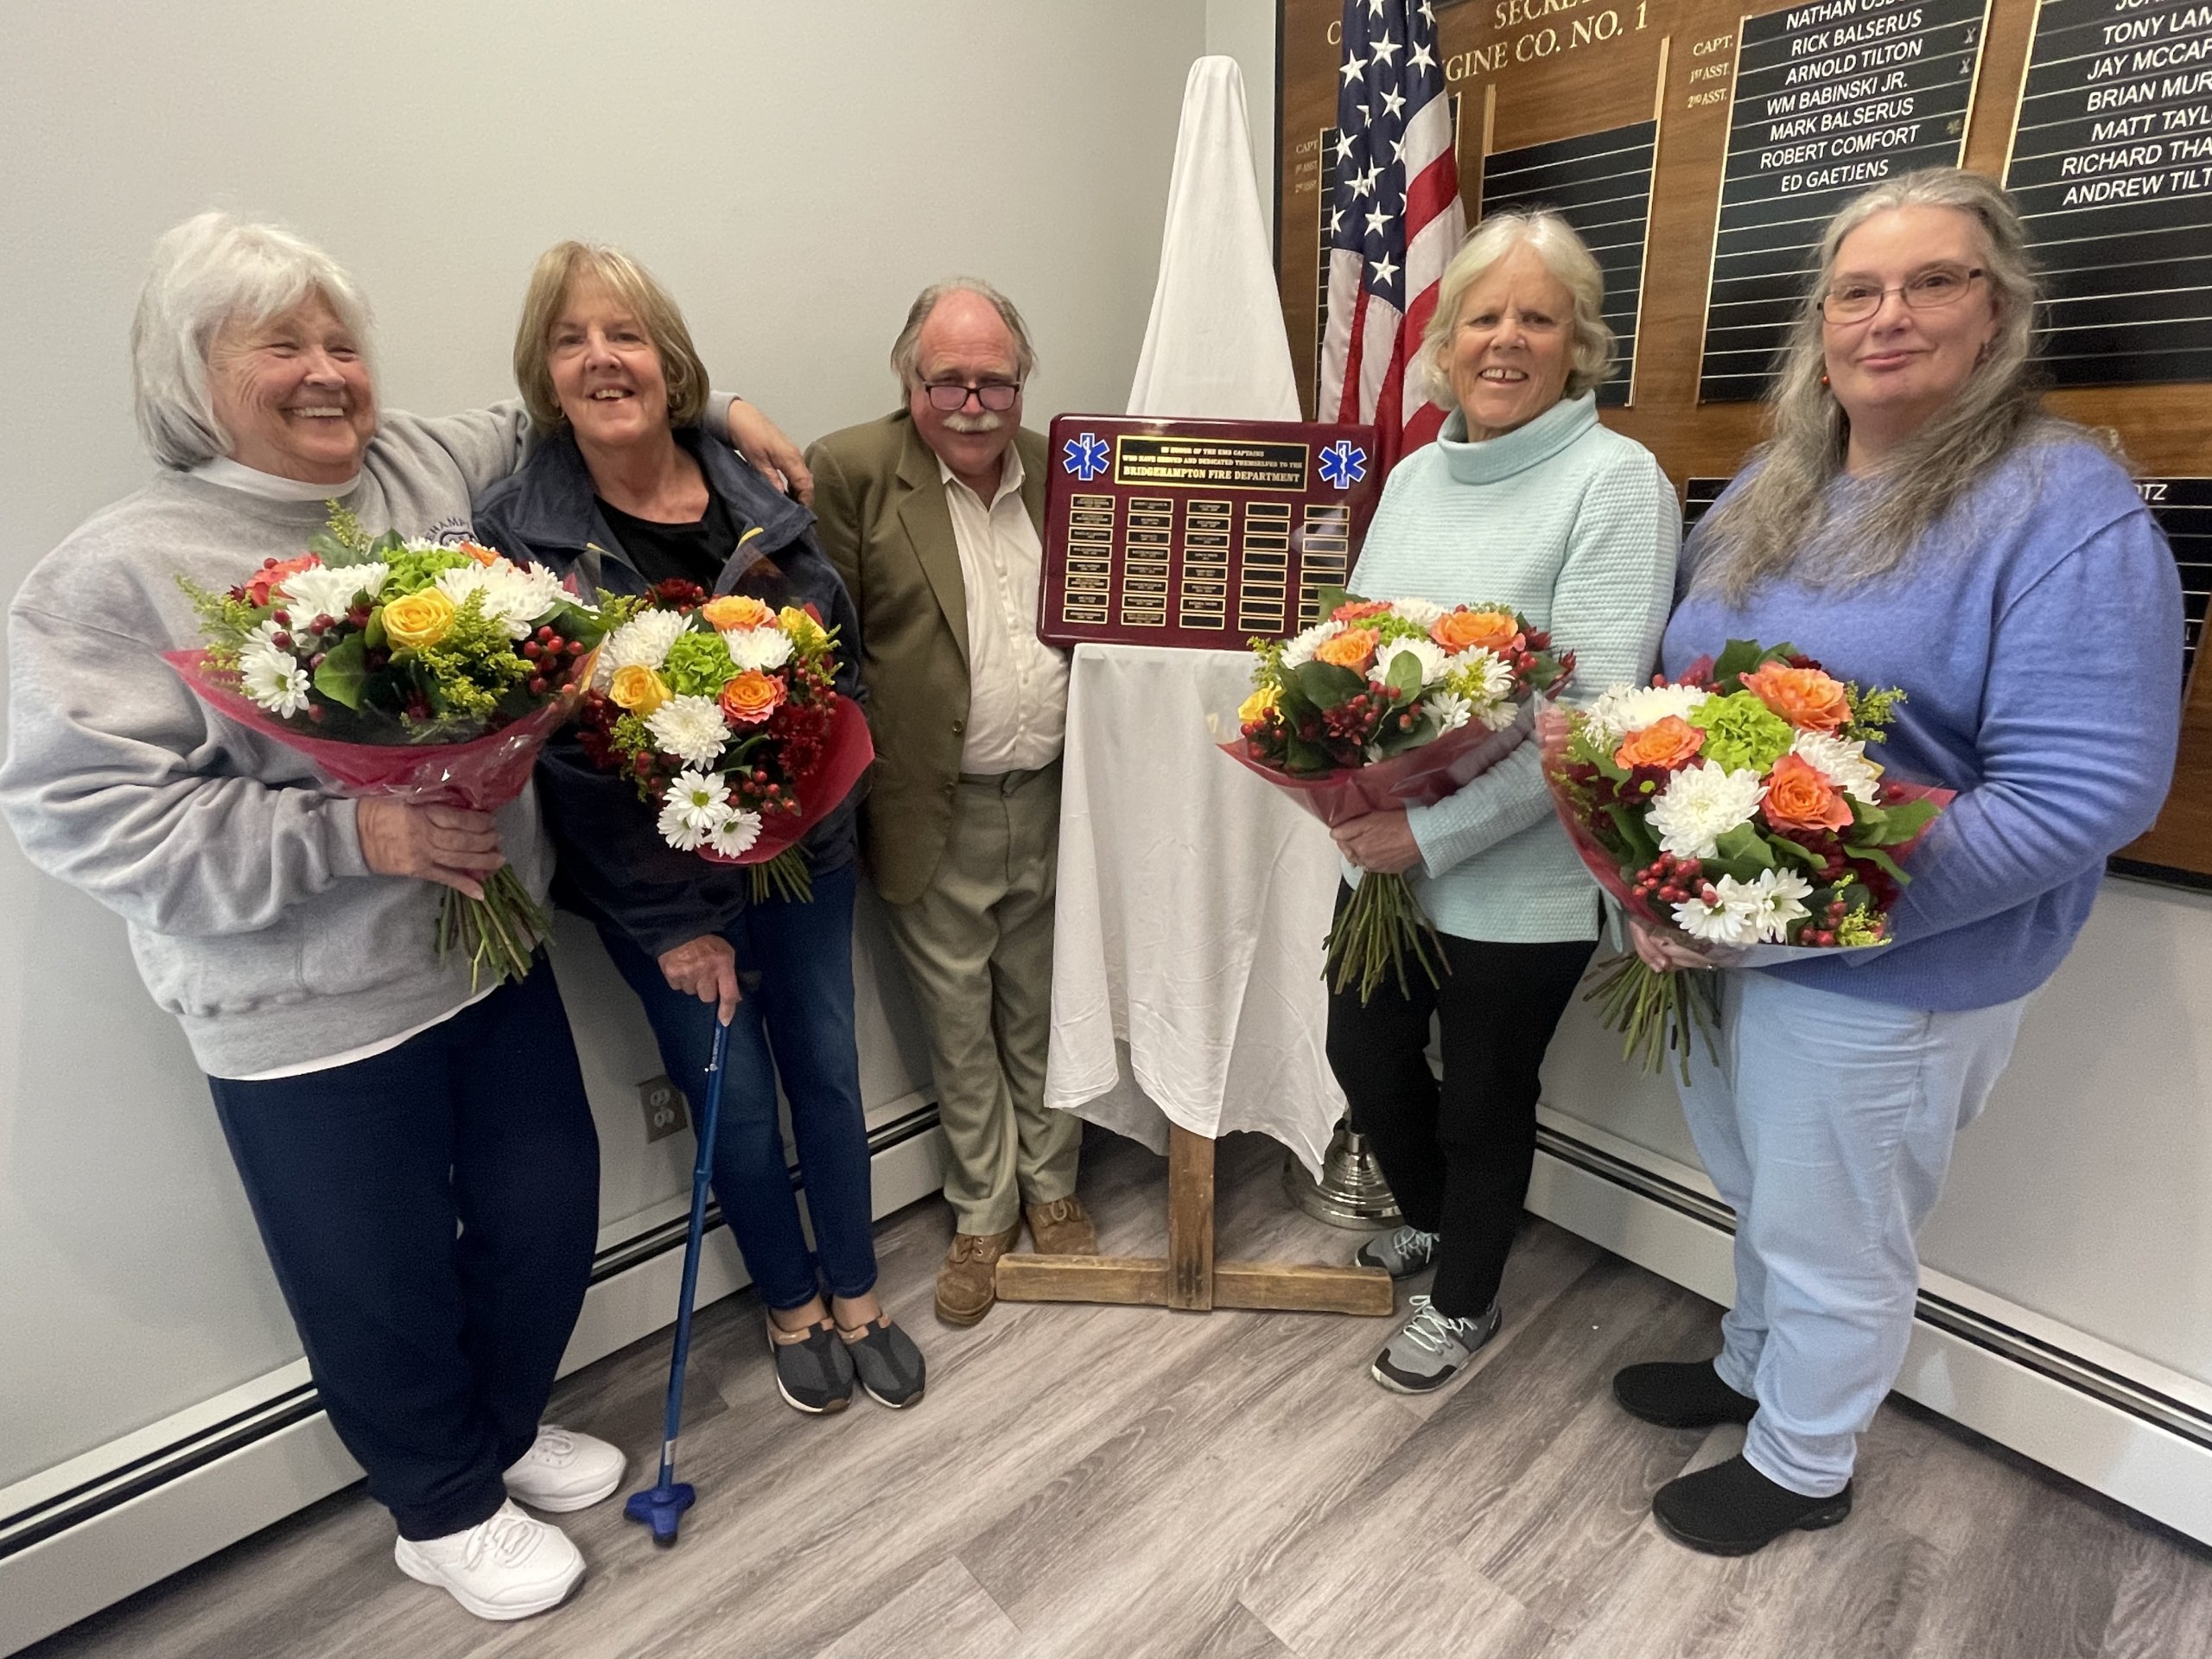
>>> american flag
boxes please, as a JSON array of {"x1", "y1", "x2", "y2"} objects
[{"x1": 1319, "y1": 0, "x2": 1464, "y2": 476}]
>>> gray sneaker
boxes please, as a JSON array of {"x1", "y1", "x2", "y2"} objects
[
  {"x1": 839, "y1": 1316, "x2": 926, "y2": 1408},
  {"x1": 1370, "y1": 1294, "x2": 1501, "y2": 1394},
  {"x1": 766, "y1": 1318, "x2": 855, "y2": 1414},
  {"x1": 1355, "y1": 1224, "x2": 1442, "y2": 1279}
]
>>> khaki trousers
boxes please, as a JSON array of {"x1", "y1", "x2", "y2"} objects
[{"x1": 881, "y1": 762, "x2": 1081, "y2": 1236}]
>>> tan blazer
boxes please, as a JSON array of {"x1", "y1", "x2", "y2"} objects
[{"x1": 806, "y1": 410, "x2": 1049, "y2": 906}]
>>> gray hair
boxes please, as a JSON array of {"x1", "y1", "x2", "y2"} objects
[
  {"x1": 1689, "y1": 168, "x2": 2083, "y2": 606},
  {"x1": 130, "y1": 212, "x2": 378, "y2": 470},
  {"x1": 1417, "y1": 209, "x2": 1614, "y2": 406},
  {"x1": 887, "y1": 278, "x2": 1039, "y2": 390}
]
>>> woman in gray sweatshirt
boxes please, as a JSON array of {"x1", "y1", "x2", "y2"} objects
[{"x1": 0, "y1": 212, "x2": 799, "y2": 1623}]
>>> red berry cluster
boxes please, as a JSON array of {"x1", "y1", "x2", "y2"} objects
[
  {"x1": 1799, "y1": 897, "x2": 1859, "y2": 947},
  {"x1": 519, "y1": 623, "x2": 588, "y2": 696},
  {"x1": 1631, "y1": 852, "x2": 1707, "y2": 909},
  {"x1": 649, "y1": 579, "x2": 709, "y2": 610}
]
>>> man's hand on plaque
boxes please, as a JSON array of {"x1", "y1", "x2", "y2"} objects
[{"x1": 1332, "y1": 810, "x2": 1423, "y2": 875}]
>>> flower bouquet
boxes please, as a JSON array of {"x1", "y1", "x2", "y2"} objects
[
  {"x1": 572, "y1": 582, "x2": 873, "y2": 903},
  {"x1": 1221, "y1": 591, "x2": 1573, "y2": 1001},
  {"x1": 1540, "y1": 639, "x2": 1948, "y2": 1080},
  {"x1": 168, "y1": 505, "x2": 620, "y2": 987}
]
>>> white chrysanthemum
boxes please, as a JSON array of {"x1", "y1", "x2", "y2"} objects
[
  {"x1": 1281, "y1": 618, "x2": 1344, "y2": 669},
  {"x1": 1444, "y1": 647, "x2": 1518, "y2": 729},
  {"x1": 1383, "y1": 596, "x2": 1446, "y2": 627},
  {"x1": 277, "y1": 561, "x2": 387, "y2": 620},
  {"x1": 435, "y1": 562, "x2": 569, "y2": 639},
  {"x1": 1368, "y1": 634, "x2": 1448, "y2": 689},
  {"x1": 721, "y1": 626, "x2": 793, "y2": 672},
  {"x1": 1789, "y1": 729, "x2": 1882, "y2": 804},
  {"x1": 239, "y1": 644, "x2": 312, "y2": 718},
  {"x1": 1583, "y1": 682, "x2": 1713, "y2": 747},
  {"x1": 1673, "y1": 878, "x2": 1760, "y2": 945},
  {"x1": 707, "y1": 809, "x2": 764, "y2": 859},
  {"x1": 1648, "y1": 760, "x2": 1766, "y2": 858},
  {"x1": 1424, "y1": 690, "x2": 1473, "y2": 734},
  {"x1": 592, "y1": 608, "x2": 692, "y2": 690},
  {"x1": 1745, "y1": 867, "x2": 1815, "y2": 943},
  {"x1": 645, "y1": 695, "x2": 732, "y2": 767}
]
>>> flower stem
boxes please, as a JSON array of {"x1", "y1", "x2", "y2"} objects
[
  {"x1": 435, "y1": 868, "x2": 553, "y2": 992},
  {"x1": 747, "y1": 846, "x2": 814, "y2": 905},
  {"x1": 1324, "y1": 874, "x2": 1449, "y2": 1004},
  {"x1": 1580, "y1": 954, "x2": 1720, "y2": 1083}
]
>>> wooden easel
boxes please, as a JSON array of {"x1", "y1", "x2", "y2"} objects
[{"x1": 995, "y1": 1124, "x2": 1395, "y2": 1315}]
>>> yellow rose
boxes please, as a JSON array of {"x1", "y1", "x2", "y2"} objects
[
  {"x1": 380, "y1": 588, "x2": 455, "y2": 650},
  {"x1": 778, "y1": 605, "x2": 830, "y2": 655},
  {"x1": 1237, "y1": 683, "x2": 1281, "y2": 725},
  {"x1": 608, "y1": 664, "x2": 671, "y2": 715}
]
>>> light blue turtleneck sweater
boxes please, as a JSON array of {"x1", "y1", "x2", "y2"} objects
[{"x1": 1345, "y1": 392, "x2": 1679, "y2": 943}]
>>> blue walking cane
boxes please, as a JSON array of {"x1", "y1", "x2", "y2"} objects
[{"x1": 625, "y1": 1014, "x2": 731, "y2": 1545}]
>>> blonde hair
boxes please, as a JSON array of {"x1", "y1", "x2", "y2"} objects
[
  {"x1": 512, "y1": 241, "x2": 709, "y2": 431},
  {"x1": 1416, "y1": 209, "x2": 1613, "y2": 407},
  {"x1": 131, "y1": 211, "x2": 378, "y2": 469},
  {"x1": 1689, "y1": 168, "x2": 2078, "y2": 605}
]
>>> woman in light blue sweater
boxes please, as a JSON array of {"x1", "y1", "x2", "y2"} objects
[
  {"x1": 1325, "y1": 211, "x2": 1678, "y2": 1395},
  {"x1": 1611, "y1": 170, "x2": 2180, "y2": 1555}
]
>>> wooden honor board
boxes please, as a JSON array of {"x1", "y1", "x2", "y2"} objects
[
  {"x1": 1036, "y1": 416, "x2": 1384, "y2": 650},
  {"x1": 1275, "y1": 0, "x2": 2212, "y2": 880}
]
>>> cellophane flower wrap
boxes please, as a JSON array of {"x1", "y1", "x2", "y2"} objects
[
  {"x1": 1539, "y1": 639, "x2": 1948, "y2": 1079},
  {"x1": 572, "y1": 581, "x2": 873, "y2": 903},
  {"x1": 1221, "y1": 589, "x2": 1573, "y2": 1001},
  {"x1": 166, "y1": 505, "x2": 620, "y2": 988}
]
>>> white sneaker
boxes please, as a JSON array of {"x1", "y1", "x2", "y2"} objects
[
  {"x1": 502, "y1": 1425, "x2": 626, "y2": 1512},
  {"x1": 392, "y1": 1500, "x2": 583, "y2": 1621}
]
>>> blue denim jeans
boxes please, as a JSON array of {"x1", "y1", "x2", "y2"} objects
[
  {"x1": 601, "y1": 861, "x2": 877, "y2": 1311},
  {"x1": 1677, "y1": 969, "x2": 2027, "y2": 1497}
]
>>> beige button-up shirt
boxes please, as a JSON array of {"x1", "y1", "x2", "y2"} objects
[{"x1": 939, "y1": 443, "x2": 1070, "y2": 773}]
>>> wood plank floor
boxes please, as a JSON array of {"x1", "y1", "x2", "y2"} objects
[{"x1": 29, "y1": 1128, "x2": 2212, "y2": 1659}]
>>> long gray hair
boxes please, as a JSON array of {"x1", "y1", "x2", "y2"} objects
[{"x1": 1690, "y1": 168, "x2": 2075, "y2": 605}]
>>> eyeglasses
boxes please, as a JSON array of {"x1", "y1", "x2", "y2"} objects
[
  {"x1": 1820, "y1": 266, "x2": 1986, "y2": 324},
  {"x1": 920, "y1": 380, "x2": 1020, "y2": 412}
]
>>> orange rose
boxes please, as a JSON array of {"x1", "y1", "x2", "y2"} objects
[
  {"x1": 1740, "y1": 661, "x2": 1851, "y2": 732},
  {"x1": 1613, "y1": 715, "x2": 1705, "y2": 772},
  {"x1": 1431, "y1": 607, "x2": 1522, "y2": 656},
  {"x1": 1331, "y1": 599, "x2": 1395, "y2": 622},
  {"x1": 702, "y1": 594, "x2": 775, "y2": 632},
  {"x1": 719, "y1": 669, "x2": 785, "y2": 725},
  {"x1": 245, "y1": 555, "x2": 322, "y2": 607},
  {"x1": 1761, "y1": 752, "x2": 1853, "y2": 832},
  {"x1": 1313, "y1": 627, "x2": 1381, "y2": 671},
  {"x1": 456, "y1": 541, "x2": 501, "y2": 566}
]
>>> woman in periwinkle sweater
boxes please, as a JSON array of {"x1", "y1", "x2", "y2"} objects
[
  {"x1": 1612, "y1": 169, "x2": 2182, "y2": 1556},
  {"x1": 1325, "y1": 211, "x2": 1679, "y2": 1395}
]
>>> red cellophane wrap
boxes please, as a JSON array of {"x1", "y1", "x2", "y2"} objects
[
  {"x1": 163, "y1": 649, "x2": 565, "y2": 810},
  {"x1": 1218, "y1": 700, "x2": 1535, "y2": 830},
  {"x1": 699, "y1": 694, "x2": 875, "y2": 866},
  {"x1": 1534, "y1": 702, "x2": 1951, "y2": 966}
]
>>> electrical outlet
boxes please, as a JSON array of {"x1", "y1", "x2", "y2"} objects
[{"x1": 638, "y1": 1075, "x2": 690, "y2": 1143}]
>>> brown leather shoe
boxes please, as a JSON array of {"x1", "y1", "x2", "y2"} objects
[
  {"x1": 934, "y1": 1226, "x2": 1020, "y2": 1326},
  {"x1": 1024, "y1": 1197, "x2": 1098, "y2": 1256}
]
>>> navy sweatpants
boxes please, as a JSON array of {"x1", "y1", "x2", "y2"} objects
[{"x1": 207, "y1": 962, "x2": 600, "y2": 1540}]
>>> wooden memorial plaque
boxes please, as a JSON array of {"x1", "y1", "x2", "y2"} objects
[
  {"x1": 1274, "y1": 0, "x2": 2212, "y2": 880},
  {"x1": 1036, "y1": 415, "x2": 1384, "y2": 650}
]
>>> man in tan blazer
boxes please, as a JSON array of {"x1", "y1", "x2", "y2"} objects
[{"x1": 807, "y1": 279, "x2": 1094, "y2": 1326}]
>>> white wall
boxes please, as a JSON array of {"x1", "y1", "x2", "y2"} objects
[{"x1": 0, "y1": 0, "x2": 1206, "y2": 1492}]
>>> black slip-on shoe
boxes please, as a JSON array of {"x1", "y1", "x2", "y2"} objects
[
  {"x1": 1612, "y1": 1358, "x2": 1760, "y2": 1428},
  {"x1": 1652, "y1": 1454, "x2": 1853, "y2": 1555}
]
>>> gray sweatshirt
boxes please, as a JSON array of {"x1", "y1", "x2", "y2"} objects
[{"x1": 0, "y1": 405, "x2": 560, "y2": 1078}]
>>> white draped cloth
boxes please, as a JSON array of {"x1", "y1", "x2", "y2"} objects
[{"x1": 1045, "y1": 645, "x2": 1345, "y2": 1176}]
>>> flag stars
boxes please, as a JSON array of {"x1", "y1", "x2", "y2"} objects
[
  {"x1": 1380, "y1": 85, "x2": 1408, "y2": 119},
  {"x1": 1409, "y1": 41, "x2": 1437, "y2": 73},
  {"x1": 1333, "y1": 131, "x2": 1356, "y2": 163},
  {"x1": 1330, "y1": 207, "x2": 1345, "y2": 235},
  {"x1": 1365, "y1": 205, "x2": 1394, "y2": 238},
  {"x1": 1340, "y1": 51, "x2": 1368, "y2": 85},
  {"x1": 1372, "y1": 31, "x2": 1402, "y2": 66},
  {"x1": 1371, "y1": 252, "x2": 1401, "y2": 287}
]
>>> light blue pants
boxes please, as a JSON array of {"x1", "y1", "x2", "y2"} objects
[{"x1": 1677, "y1": 969, "x2": 2027, "y2": 1497}]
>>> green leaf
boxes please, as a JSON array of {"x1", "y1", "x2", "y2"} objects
[
  {"x1": 1603, "y1": 802, "x2": 1658, "y2": 868},
  {"x1": 1282, "y1": 734, "x2": 1331, "y2": 772},
  {"x1": 1313, "y1": 584, "x2": 1355, "y2": 619},
  {"x1": 1713, "y1": 823, "x2": 1776, "y2": 868},
  {"x1": 1853, "y1": 844, "x2": 1910, "y2": 883},
  {"x1": 1711, "y1": 639, "x2": 1777, "y2": 686},
  {"x1": 364, "y1": 607, "x2": 387, "y2": 651},
  {"x1": 1772, "y1": 836, "x2": 1827, "y2": 871},
  {"x1": 1864, "y1": 797, "x2": 1939, "y2": 843},
  {"x1": 1372, "y1": 713, "x2": 1437, "y2": 758},
  {"x1": 1294, "y1": 659, "x2": 1366, "y2": 708},
  {"x1": 1383, "y1": 647, "x2": 1424, "y2": 699},
  {"x1": 312, "y1": 634, "x2": 369, "y2": 709}
]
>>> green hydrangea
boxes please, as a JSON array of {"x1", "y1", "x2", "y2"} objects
[
  {"x1": 1687, "y1": 690, "x2": 1796, "y2": 773},
  {"x1": 661, "y1": 631, "x2": 739, "y2": 698},
  {"x1": 382, "y1": 548, "x2": 475, "y2": 595}
]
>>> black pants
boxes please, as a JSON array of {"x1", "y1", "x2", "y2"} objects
[
  {"x1": 1325, "y1": 893, "x2": 1594, "y2": 1319},
  {"x1": 207, "y1": 963, "x2": 600, "y2": 1540}
]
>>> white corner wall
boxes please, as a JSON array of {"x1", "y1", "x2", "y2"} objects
[{"x1": 0, "y1": 0, "x2": 1203, "y2": 1505}]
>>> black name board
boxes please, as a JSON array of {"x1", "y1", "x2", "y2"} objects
[
  {"x1": 2005, "y1": 0, "x2": 2212, "y2": 385},
  {"x1": 1699, "y1": 0, "x2": 1992, "y2": 401},
  {"x1": 1479, "y1": 120, "x2": 1660, "y2": 407}
]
